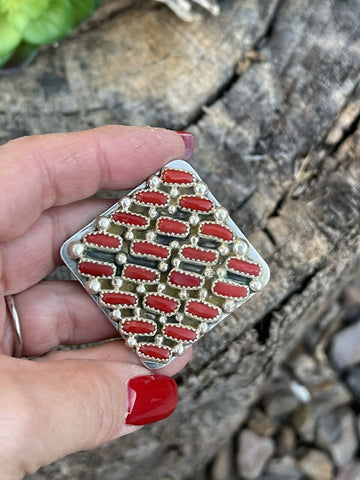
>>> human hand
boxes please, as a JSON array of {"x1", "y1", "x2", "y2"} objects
[{"x1": 0, "y1": 126, "x2": 193, "y2": 479}]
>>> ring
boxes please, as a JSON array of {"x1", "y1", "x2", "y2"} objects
[
  {"x1": 5, "y1": 295, "x2": 23, "y2": 358},
  {"x1": 61, "y1": 160, "x2": 270, "y2": 370}
]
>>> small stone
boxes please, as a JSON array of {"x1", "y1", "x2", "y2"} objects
[
  {"x1": 297, "y1": 449, "x2": 333, "y2": 480},
  {"x1": 264, "y1": 387, "x2": 300, "y2": 419},
  {"x1": 336, "y1": 462, "x2": 360, "y2": 480},
  {"x1": 277, "y1": 426, "x2": 296, "y2": 456},
  {"x1": 210, "y1": 440, "x2": 235, "y2": 480},
  {"x1": 330, "y1": 320, "x2": 360, "y2": 369},
  {"x1": 345, "y1": 367, "x2": 360, "y2": 403},
  {"x1": 316, "y1": 407, "x2": 357, "y2": 467},
  {"x1": 247, "y1": 409, "x2": 277, "y2": 437},
  {"x1": 236, "y1": 429, "x2": 275, "y2": 479},
  {"x1": 266, "y1": 456, "x2": 302, "y2": 479}
]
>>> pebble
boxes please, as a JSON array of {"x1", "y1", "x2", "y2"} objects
[
  {"x1": 210, "y1": 440, "x2": 236, "y2": 480},
  {"x1": 316, "y1": 407, "x2": 357, "y2": 467},
  {"x1": 336, "y1": 462, "x2": 360, "y2": 480},
  {"x1": 236, "y1": 429, "x2": 275, "y2": 479},
  {"x1": 297, "y1": 449, "x2": 333, "y2": 480},
  {"x1": 277, "y1": 426, "x2": 296, "y2": 456},
  {"x1": 266, "y1": 455, "x2": 302, "y2": 479},
  {"x1": 247, "y1": 408, "x2": 277, "y2": 437},
  {"x1": 345, "y1": 367, "x2": 360, "y2": 403},
  {"x1": 329, "y1": 320, "x2": 360, "y2": 369}
]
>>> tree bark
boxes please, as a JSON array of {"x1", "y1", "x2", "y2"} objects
[{"x1": 1, "y1": 0, "x2": 359, "y2": 478}]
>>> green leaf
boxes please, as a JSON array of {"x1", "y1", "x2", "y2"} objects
[
  {"x1": 23, "y1": 0, "x2": 72, "y2": 45},
  {"x1": 69, "y1": 0, "x2": 101, "y2": 27},
  {"x1": 6, "y1": 0, "x2": 50, "y2": 32},
  {"x1": 0, "y1": 13, "x2": 22, "y2": 56}
]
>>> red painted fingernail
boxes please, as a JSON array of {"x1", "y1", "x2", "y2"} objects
[
  {"x1": 177, "y1": 131, "x2": 195, "y2": 160},
  {"x1": 126, "y1": 375, "x2": 178, "y2": 425}
]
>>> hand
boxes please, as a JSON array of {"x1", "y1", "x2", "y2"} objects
[{"x1": 0, "y1": 126, "x2": 192, "y2": 479}]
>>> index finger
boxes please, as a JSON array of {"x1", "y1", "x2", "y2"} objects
[{"x1": 0, "y1": 126, "x2": 186, "y2": 242}]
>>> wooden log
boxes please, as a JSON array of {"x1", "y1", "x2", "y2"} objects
[{"x1": 0, "y1": 0, "x2": 357, "y2": 478}]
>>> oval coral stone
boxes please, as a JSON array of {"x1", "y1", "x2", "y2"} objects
[
  {"x1": 157, "y1": 218, "x2": 188, "y2": 236},
  {"x1": 85, "y1": 233, "x2": 121, "y2": 249},
  {"x1": 227, "y1": 258, "x2": 260, "y2": 276},
  {"x1": 132, "y1": 241, "x2": 170, "y2": 259},
  {"x1": 139, "y1": 345, "x2": 171, "y2": 360},
  {"x1": 102, "y1": 292, "x2": 136, "y2": 306},
  {"x1": 112, "y1": 211, "x2": 148, "y2": 227},
  {"x1": 78, "y1": 261, "x2": 115, "y2": 277},
  {"x1": 161, "y1": 169, "x2": 194, "y2": 184},
  {"x1": 169, "y1": 270, "x2": 203, "y2": 288},
  {"x1": 123, "y1": 265, "x2": 158, "y2": 282},
  {"x1": 179, "y1": 196, "x2": 213, "y2": 212},
  {"x1": 213, "y1": 282, "x2": 248, "y2": 298},
  {"x1": 135, "y1": 190, "x2": 168, "y2": 205},
  {"x1": 145, "y1": 294, "x2": 179, "y2": 313},
  {"x1": 122, "y1": 320, "x2": 156, "y2": 335},
  {"x1": 200, "y1": 223, "x2": 234, "y2": 241},
  {"x1": 181, "y1": 246, "x2": 217, "y2": 263},
  {"x1": 186, "y1": 301, "x2": 220, "y2": 319},
  {"x1": 164, "y1": 325, "x2": 197, "y2": 342}
]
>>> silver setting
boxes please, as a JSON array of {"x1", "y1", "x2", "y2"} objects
[
  {"x1": 118, "y1": 196, "x2": 132, "y2": 210},
  {"x1": 85, "y1": 279, "x2": 102, "y2": 294},
  {"x1": 115, "y1": 252, "x2": 127, "y2": 265},
  {"x1": 94, "y1": 215, "x2": 111, "y2": 230},
  {"x1": 67, "y1": 241, "x2": 85, "y2": 259}
]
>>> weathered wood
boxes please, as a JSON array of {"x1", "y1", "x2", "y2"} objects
[{"x1": 1, "y1": 0, "x2": 358, "y2": 478}]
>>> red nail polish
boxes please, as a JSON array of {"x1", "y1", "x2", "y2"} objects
[
  {"x1": 176, "y1": 131, "x2": 195, "y2": 160},
  {"x1": 126, "y1": 375, "x2": 178, "y2": 425}
]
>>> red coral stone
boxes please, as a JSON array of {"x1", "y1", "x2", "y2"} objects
[
  {"x1": 169, "y1": 270, "x2": 202, "y2": 288},
  {"x1": 122, "y1": 320, "x2": 156, "y2": 335},
  {"x1": 227, "y1": 258, "x2": 260, "y2": 276},
  {"x1": 135, "y1": 190, "x2": 168, "y2": 205},
  {"x1": 85, "y1": 233, "x2": 121, "y2": 249},
  {"x1": 139, "y1": 345, "x2": 171, "y2": 360},
  {"x1": 132, "y1": 241, "x2": 170, "y2": 259},
  {"x1": 157, "y1": 218, "x2": 188, "y2": 236},
  {"x1": 186, "y1": 301, "x2": 219, "y2": 319},
  {"x1": 102, "y1": 292, "x2": 136, "y2": 306},
  {"x1": 181, "y1": 246, "x2": 217, "y2": 263},
  {"x1": 78, "y1": 261, "x2": 115, "y2": 277},
  {"x1": 200, "y1": 223, "x2": 234, "y2": 241},
  {"x1": 164, "y1": 325, "x2": 197, "y2": 342},
  {"x1": 161, "y1": 169, "x2": 194, "y2": 184},
  {"x1": 123, "y1": 265, "x2": 158, "y2": 282},
  {"x1": 179, "y1": 196, "x2": 213, "y2": 212},
  {"x1": 213, "y1": 281, "x2": 248, "y2": 298},
  {"x1": 145, "y1": 294, "x2": 179, "y2": 313},
  {"x1": 112, "y1": 211, "x2": 148, "y2": 227}
]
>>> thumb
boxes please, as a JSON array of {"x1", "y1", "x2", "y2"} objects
[{"x1": 0, "y1": 356, "x2": 177, "y2": 479}]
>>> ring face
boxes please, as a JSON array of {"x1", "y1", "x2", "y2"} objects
[{"x1": 61, "y1": 160, "x2": 270, "y2": 369}]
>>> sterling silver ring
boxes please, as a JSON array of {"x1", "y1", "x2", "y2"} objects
[{"x1": 5, "y1": 295, "x2": 23, "y2": 358}]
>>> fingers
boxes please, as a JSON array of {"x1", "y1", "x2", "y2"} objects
[
  {"x1": 0, "y1": 354, "x2": 182, "y2": 478},
  {"x1": 5, "y1": 281, "x2": 118, "y2": 356},
  {"x1": 0, "y1": 126, "x2": 186, "y2": 242},
  {"x1": 1, "y1": 197, "x2": 114, "y2": 295}
]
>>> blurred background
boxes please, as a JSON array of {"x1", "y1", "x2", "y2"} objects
[{"x1": 1, "y1": 0, "x2": 360, "y2": 479}]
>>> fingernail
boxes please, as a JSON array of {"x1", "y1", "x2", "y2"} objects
[
  {"x1": 176, "y1": 131, "x2": 195, "y2": 160},
  {"x1": 126, "y1": 375, "x2": 178, "y2": 425}
]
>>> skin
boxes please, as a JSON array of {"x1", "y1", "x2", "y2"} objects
[{"x1": 0, "y1": 125, "x2": 192, "y2": 479}]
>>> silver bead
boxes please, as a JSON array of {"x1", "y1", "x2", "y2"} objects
[
  {"x1": 148, "y1": 174, "x2": 161, "y2": 189},
  {"x1": 189, "y1": 213, "x2": 200, "y2": 226},
  {"x1": 157, "y1": 283, "x2": 166, "y2": 292},
  {"x1": 136, "y1": 284, "x2": 146, "y2": 294},
  {"x1": 125, "y1": 230, "x2": 134, "y2": 241},
  {"x1": 126, "y1": 336, "x2": 137, "y2": 347},
  {"x1": 68, "y1": 241, "x2": 85, "y2": 259},
  {"x1": 111, "y1": 277, "x2": 123, "y2": 288},
  {"x1": 173, "y1": 343, "x2": 185, "y2": 356},
  {"x1": 199, "y1": 322, "x2": 209, "y2": 333},
  {"x1": 159, "y1": 315, "x2": 167, "y2": 324},
  {"x1": 224, "y1": 300, "x2": 236, "y2": 313},
  {"x1": 168, "y1": 205, "x2": 177, "y2": 214},
  {"x1": 134, "y1": 307, "x2": 141, "y2": 317},
  {"x1": 159, "y1": 262, "x2": 168, "y2": 272},
  {"x1": 175, "y1": 312, "x2": 184, "y2": 322},
  {"x1": 116, "y1": 252, "x2": 127, "y2": 265},
  {"x1": 172, "y1": 257, "x2": 181, "y2": 268},
  {"x1": 85, "y1": 279, "x2": 101, "y2": 294},
  {"x1": 234, "y1": 239, "x2": 249, "y2": 255},
  {"x1": 214, "y1": 207, "x2": 229, "y2": 223},
  {"x1": 217, "y1": 267, "x2": 227, "y2": 278},
  {"x1": 149, "y1": 207, "x2": 158, "y2": 219},
  {"x1": 190, "y1": 236, "x2": 199, "y2": 246},
  {"x1": 170, "y1": 240, "x2": 180, "y2": 249},
  {"x1": 219, "y1": 244, "x2": 230, "y2": 256},
  {"x1": 155, "y1": 335, "x2": 163, "y2": 346},
  {"x1": 118, "y1": 196, "x2": 131, "y2": 210},
  {"x1": 250, "y1": 279, "x2": 263, "y2": 292},
  {"x1": 179, "y1": 290, "x2": 188, "y2": 300},
  {"x1": 95, "y1": 215, "x2": 111, "y2": 230},
  {"x1": 194, "y1": 182, "x2": 208, "y2": 196},
  {"x1": 199, "y1": 288, "x2": 208, "y2": 300},
  {"x1": 204, "y1": 267, "x2": 214, "y2": 278},
  {"x1": 111, "y1": 309, "x2": 122, "y2": 320},
  {"x1": 146, "y1": 231, "x2": 156, "y2": 241},
  {"x1": 170, "y1": 187, "x2": 179, "y2": 198}
]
